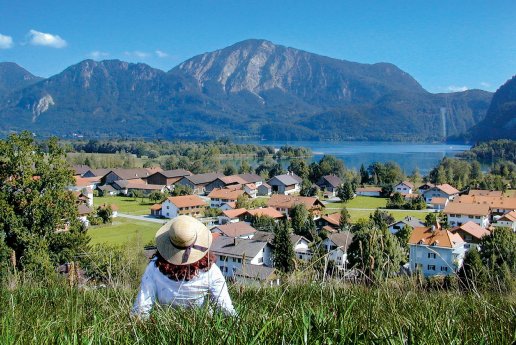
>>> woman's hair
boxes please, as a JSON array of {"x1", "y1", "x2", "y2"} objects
[{"x1": 154, "y1": 251, "x2": 215, "y2": 281}]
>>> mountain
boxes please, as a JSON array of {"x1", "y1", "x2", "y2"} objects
[
  {"x1": 0, "y1": 62, "x2": 43, "y2": 96},
  {"x1": 468, "y1": 76, "x2": 516, "y2": 141},
  {"x1": 0, "y1": 39, "x2": 493, "y2": 141}
]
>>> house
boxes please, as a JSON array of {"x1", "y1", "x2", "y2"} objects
[
  {"x1": 251, "y1": 231, "x2": 312, "y2": 261},
  {"x1": 77, "y1": 204, "x2": 93, "y2": 227},
  {"x1": 208, "y1": 187, "x2": 245, "y2": 208},
  {"x1": 428, "y1": 197, "x2": 449, "y2": 210},
  {"x1": 150, "y1": 204, "x2": 162, "y2": 217},
  {"x1": 161, "y1": 195, "x2": 207, "y2": 219},
  {"x1": 211, "y1": 236, "x2": 273, "y2": 278},
  {"x1": 220, "y1": 202, "x2": 237, "y2": 211},
  {"x1": 100, "y1": 168, "x2": 158, "y2": 185},
  {"x1": 175, "y1": 173, "x2": 224, "y2": 195},
  {"x1": 237, "y1": 173, "x2": 263, "y2": 186},
  {"x1": 408, "y1": 225, "x2": 466, "y2": 277},
  {"x1": 417, "y1": 182, "x2": 435, "y2": 195},
  {"x1": 493, "y1": 211, "x2": 516, "y2": 231},
  {"x1": 387, "y1": 216, "x2": 425, "y2": 235},
  {"x1": 316, "y1": 175, "x2": 342, "y2": 197},
  {"x1": 233, "y1": 266, "x2": 280, "y2": 286},
  {"x1": 355, "y1": 186, "x2": 382, "y2": 197},
  {"x1": 145, "y1": 169, "x2": 192, "y2": 188},
  {"x1": 243, "y1": 183, "x2": 258, "y2": 198},
  {"x1": 97, "y1": 184, "x2": 117, "y2": 196},
  {"x1": 394, "y1": 181, "x2": 414, "y2": 195},
  {"x1": 322, "y1": 232, "x2": 353, "y2": 269},
  {"x1": 267, "y1": 194, "x2": 325, "y2": 219},
  {"x1": 444, "y1": 202, "x2": 490, "y2": 228},
  {"x1": 111, "y1": 179, "x2": 166, "y2": 196},
  {"x1": 450, "y1": 221, "x2": 490, "y2": 249},
  {"x1": 318, "y1": 213, "x2": 341, "y2": 232},
  {"x1": 212, "y1": 222, "x2": 257, "y2": 239},
  {"x1": 267, "y1": 172, "x2": 302, "y2": 195},
  {"x1": 71, "y1": 164, "x2": 91, "y2": 177},
  {"x1": 422, "y1": 184, "x2": 459, "y2": 203},
  {"x1": 453, "y1": 194, "x2": 516, "y2": 216},
  {"x1": 218, "y1": 208, "x2": 248, "y2": 224},
  {"x1": 73, "y1": 176, "x2": 101, "y2": 191},
  {"x1": 82, "y1": 168, "x2": 111, "y2": 178},
  {"x1": 257, "y1": 183, "x2": 272, "y2": 196},
  {"x1": 243, "y1": 207, "x2": 286, "y2": 222},
  {"x1": 205, "y1": 175, "x2": 247, "y2": 193}
]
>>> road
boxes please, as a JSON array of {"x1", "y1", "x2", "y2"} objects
[{"x1": 117, "y1": 213, "x2": 167, "y2": 224}]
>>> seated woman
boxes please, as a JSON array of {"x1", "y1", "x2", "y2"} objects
[{"x1": 132, "y1": 215, "x2": 236, "y2": 318}]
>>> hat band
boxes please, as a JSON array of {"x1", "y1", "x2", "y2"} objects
[{"x1": 170, "y1": 233, "x2": 208, "y2": 264}]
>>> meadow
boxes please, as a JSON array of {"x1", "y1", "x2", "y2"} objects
[
  {"x1": 1, "y1": 272, "x2": 514, "y2": 344},
  {"x1": 87, "y1": 217, "x2": 162, "y2": 245}
]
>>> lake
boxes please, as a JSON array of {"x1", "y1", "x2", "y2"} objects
[{"x1": 236, "y1": 140, "x2": 471, "y2": 175}]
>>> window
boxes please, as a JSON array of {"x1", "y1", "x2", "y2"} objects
[
  {"x1": 468, "y1": 215, "x2": 474, "y2": 219},
  {"x1": 219, "y1": 265, "x2": 225, "y2": 272},
  {"x1": 237, "y1": 258, "x2": 242, "y2": 263},
  {"x1": 166, "y1": 206, "x2": 169, "y2": 209},
  {"x1": 427, "y1": 265, "x2": 436, "y2": 271},
  {"x1": 440, "y1": 266, "x2": 448, "y2": 272},
  {"x1": 427, "y1": 253, "x2": 436, "y2": 259},
  {"x1": 258, "y1": 257, "x2": 263, "y2": 263}
]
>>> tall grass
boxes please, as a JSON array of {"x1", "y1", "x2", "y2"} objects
[{"x1": 1, "y1": 273, "x2": 514, "y2": 344}]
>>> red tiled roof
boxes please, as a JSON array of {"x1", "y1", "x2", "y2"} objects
[
  {"x1": 451, "y1": 221, "x2": 490, "y2": 240},
  {"x1": 246, "y1": 207, "x2": 285, "y2": 219},
  {"x1": 208, "y1": 188, "x2": 245, "y2": 200},
  {"x1": 356, "y1": 187, "x2": 382, "y2": 193},
  {"x1": 150, "y1": 204, "x2": 162, "y2": 211},
  {"x1": 444, "y1": 202, "x2": 490, "y2": 216},
  {"x1": 409, "y1": 226, "x2": 464, "y2": 248},
  {"x1": 166, "y1": 195, "x2": 206, "y2": 208},
  {"x1": 434, "y1": 184, "x2": 459, "y2": 195},
  {"x1": 74, "y1": 176, "x2": 100, "y2": 187},
  {"x1": 267, "y1": 195, "x2": 325, "y2": 210},
  {"x1": 222, "y1": 208, "x2": 248, "y2": 218},
  {"x1": 214, "y1": 222, "x2": 257, "y2": 237},
  {"x1": 322, "y1": 212, "x2": 341, "y2": 227}
]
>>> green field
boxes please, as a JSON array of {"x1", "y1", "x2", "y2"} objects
[
  {"x1": 324, "y1": 196, "x2": 430, "y2": 222},
  {"x1": 94, "y1": 195, "x2": 155, "y2": 215},
  {"x1": 88, "y1": 217, "x2": 163, "y2": 245}
]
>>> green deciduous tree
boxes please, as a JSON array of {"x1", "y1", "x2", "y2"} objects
[
  {"x1": 337, "y1": 181, "x2": 355, "y2": 202},
  {"x1": 0, "y1": 132, "x2": 89, "y2": 272}
]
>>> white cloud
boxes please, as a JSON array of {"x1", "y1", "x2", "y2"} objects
[
  {"x1": 447, "y1": 85, "x2": 469, "y2": 92},
  {"x1": 28, "y1": 29, "x2": 67, "y2": 48},
  {"x1": 480, "y1": 82, "x2": 491, "y2": 88},
  {"x1": 0, "y1": 33, "x2": 13, "y2": 49},
  {"x1": 124, "y1": 50, "x2": 150, "y2": 58},
  {"x1": 155, "y1": 50, "x2": 168, "y2": 58},
  {"x1": 89, "y1": 51, "x2": 109, "y2": 59}
]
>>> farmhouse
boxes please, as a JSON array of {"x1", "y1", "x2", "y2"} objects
[
  {"x1": 322, "y1": 232, "x2": 353, "y2": 269},
  {"x1": 408, "y1": 225, "x2": 466, "y2": 277},
  {"x1": 100, "y1": 168, "x2": 159, "y2": 185},
  {"x1": 443, "y1": 202, "x2": 491, "y2": 228},
  {"x1": 450, "y1": 221, "x2": 490, "y2": 249},
  {"x1": 318, "y1": 212, "x2": 341, "y2": 232},
  {"x1": 267, "y1": 194, "x2": 325, "y2": 219},
  {"x1": 161, "y1": 195, "x2": 207, "y2": 219},
  {"x1": 208, "y1": 187, "x2": 245, "y2": 208},
  {"x1": 212, "y1": 222, "x2": 257, "y2": 239},
  {"x1": 175, "y1": 173, "x2": 224, "y2": 195},
  {"x1": 316, "y1": 175, "x2": 342, "y2": 197},
  {"x1": 355, "y1": 186, "x2": 382, "y2": 197},
  {"x1": 251, "y1": 231, "x2": 312, "y2": 261},
  {"x1": 218, "y1": 208, "x2": 248, "y2": 224},
  {"x1": 394, "y1": 181, "x2": 414, "y2": 195},
  {"x1": 422, "y1": 184, "x2": 459, "y2": 203},
  {"x1": 145, "y1": 169, "x2": 192, "y2": 188},
  {"x1": 267, "y1": 172, "x2": 302, "y2": 195},
  {"x1": 387, "y1": 216, "x2": 425, "y2": 235},
  {"x1": 493, "y1": 210, "x2": 516, "y2": 231}
]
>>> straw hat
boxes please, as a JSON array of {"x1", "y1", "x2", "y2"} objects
[{"x1": 155, "y1": 215, "x2": 212, "y2": 265}]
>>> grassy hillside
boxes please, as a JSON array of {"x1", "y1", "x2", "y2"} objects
[{"x1": 1, "y1": 276, "x2": 514, "y2": 344}]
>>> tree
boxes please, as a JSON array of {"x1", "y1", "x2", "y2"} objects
[
  {"x1": 394, "y1": 225, "x2": 413, "y2": 262},
  {"x1": 171, "y1": 185, "x2": 193, "y2": 196},
  {"x1": 288, "y1": 159, "x2": 310, "y2": 180},
  {"x1": 272, "y1": 221, "x2": 295, "y2": 273},
  {"x1": 251, "y1": 215, "x2": 276, "y2": 232},
  {"x1": 479, "y1": 227, "x2": 516, "y2": 273},
  {"x1": 97, "y1": 205, "x2": 113, "y2": 224},
  {"x1": 369, "y1": 209, "x2": 394, "y2": 229},
  {"x1": 386, "y1": 192, "x2": 405, "y2": 209},
  {"x1": 290, "y1": 204, "x2": 309, "y2": 236},
  {"x1": 359, "y1": 164, "x2": 369, "y2": 184},
  {"x1": 0, "y1": 132, "x2": 89, "y2": 271},
  {"x1": 223, "y1": 163, "x2": 237, "y2": 176},
  {"x1": 300, "y1": 178, "x2": 318, "y2": 197},
  {"x1": 424, "y1": 212, "x2": 447, "y2": 228},
  {"x1": 235, "y1": 194, "x2": 251, "y2": 209},
  {"x1": 409, "y1": 167, "x2": 422, "y2": 185},
  {"x1": 148, "y1": 191, "x2": 163, "y2": 203},
  {"x1": 339, "y1": 207, "x2": 351, "y2": 232},
  {"x1": 238, "y1": 161, "x2": 252, "y2": 174},
  {"x1": 337, "y1": 181, "x2": 355, "y2": 202}
]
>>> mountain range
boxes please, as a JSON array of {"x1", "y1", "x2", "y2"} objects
[{"x1": 0, "y1": 39, "x2": 496, "y2": 141}]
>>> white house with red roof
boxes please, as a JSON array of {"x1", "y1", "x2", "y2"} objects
[
  {"x1": 408, "y1": 225, "x2": 466, "y2": 277},
  {"x1": 493, "y1": 211, "x2": 516, "y2": 231},
  {"x1": 394, "y1": 181, "x2": 414, "y2": 195},
  {"x1": 450, "y1": 221, "x2": 490, "y2": 249},
  {"x1": 422, "y1": 184, "x2": 459, "y2": 203},
  {"x1": 161, "y1": 195, "x2": 207, "y2": 219},
  {"x1": 443, "y1": 202, "x2": 490, "y2": 228}
]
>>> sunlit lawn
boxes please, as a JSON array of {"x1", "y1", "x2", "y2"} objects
[
  {"x1": 325, "y1": 196, "x2": 388, "y2": 209},
  {"x1": 93, "y1": 195, "x2": 155, "y2": 215},
  {"x1": 88, "y1": 217, "x2": 162, "y2": 245},
  {"x1": 346, "y1": 209, "x2": 431, "y2": 222}
]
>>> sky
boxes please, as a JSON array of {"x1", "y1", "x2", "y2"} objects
[{"x1": 0, "y1": 0, "x2": 514, "y2": 93}]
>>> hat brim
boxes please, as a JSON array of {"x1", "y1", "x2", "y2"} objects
[{"x1": 155, "y1": 216, "x2": 212, "y2": 265}]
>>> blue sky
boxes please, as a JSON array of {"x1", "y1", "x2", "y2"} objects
[{"x1": 0, "y1": 0, "x2": 514, "y2": 93}]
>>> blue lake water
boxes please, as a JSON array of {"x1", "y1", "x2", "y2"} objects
[{"x1": 236, "y1": 140, "x2": 471, "y2": 175}]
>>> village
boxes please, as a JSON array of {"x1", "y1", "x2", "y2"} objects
[{"x1": 69, "y1": 164, "x2": 516, "y2": 285}]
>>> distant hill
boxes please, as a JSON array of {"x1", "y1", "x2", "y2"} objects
[
  {"x1": 467, "y1": 75, "x2": 516, "y2": 141},
  {"x1": 0, "y1": 62, "x2": 43, "y2": 96},
  {"x1": 0, "y1": 39, "x2": 493, "y2": 141}
]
